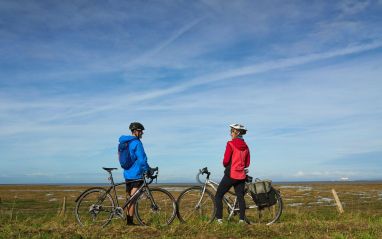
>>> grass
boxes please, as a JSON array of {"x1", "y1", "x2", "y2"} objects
[{"x1": 0, "y1": 183, "x2": 381, "y2": 238}]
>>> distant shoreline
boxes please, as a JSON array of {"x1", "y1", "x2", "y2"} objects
[{"x1": 1, "y1": 180, "x2": 382, "y2": 186}]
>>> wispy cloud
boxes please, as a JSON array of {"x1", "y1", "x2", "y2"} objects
[
  {"x1": 293, "y1": 170, "x2": 359, "y2": 179},
  {"x1": 1, "y1": 1, "x2": 382, "y2": 183},
  {"x1": 31, "y1": 40, "x2": 382, "y2": 122},
  {"x1": 124, "y1": 17, "x2": 205, "y2": 69},
  {"x1": 338, "y1": 0, "x2": 371, "y2": 16}
]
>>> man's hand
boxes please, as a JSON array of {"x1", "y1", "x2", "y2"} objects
[{"x1": 147, "y1": 167, "x2": 158, "y2": 178}]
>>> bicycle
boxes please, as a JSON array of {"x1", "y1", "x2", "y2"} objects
[
  {"x1": 176, "y1": 167, "x2": 283, "y2": 225},
  {"x1": 74, "y1": 167, "x2": 177, "y2": 227}
]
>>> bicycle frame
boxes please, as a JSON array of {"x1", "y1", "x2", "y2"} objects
[
  {"x1": 198, "y1": 174, "x2": 242, "y2": 220},
  {"x1": 101, "y1": 170, "x2": 158, "y2": 217}
]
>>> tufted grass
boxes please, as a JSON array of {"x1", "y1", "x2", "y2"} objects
[{"x1": 0, "y1": 183, "x2": 381, "y2": 238}]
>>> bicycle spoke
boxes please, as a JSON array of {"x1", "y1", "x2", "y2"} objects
[
  {"x1": 183, "y1": 198, "x2": 210, "y2": 221},
  {"x1": 75, "y1": 188, "x2": 114, "y2": 227},
  {"x1": 177, "y1": 187, "x2": 216, "y2": 223},
  {"x1": 135, "y1": 188, "x2": 176, "y2": 226},
  {"x1": 244, "y1": 190, "x2": 283, "y2": 225}
]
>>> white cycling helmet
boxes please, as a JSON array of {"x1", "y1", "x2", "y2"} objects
[{"x1": 229, "y1": 123, "x2": 247, "y2": 131}]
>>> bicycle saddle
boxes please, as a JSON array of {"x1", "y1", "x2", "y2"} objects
[{"x1": 102, "y1": 167, "x2": 118, "y2": 172}]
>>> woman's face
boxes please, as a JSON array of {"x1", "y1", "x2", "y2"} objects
[{"x1": 230, "y1": 128, "x2": 239, "y2": 139}]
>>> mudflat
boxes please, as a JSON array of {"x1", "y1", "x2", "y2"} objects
[{"x1": 0, "y1": 183, "x2": 381, "y2": 238}]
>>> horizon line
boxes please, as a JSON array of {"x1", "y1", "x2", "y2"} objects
[{"x1": 1, "y1": 179, "x2": 382, "y2": 186}]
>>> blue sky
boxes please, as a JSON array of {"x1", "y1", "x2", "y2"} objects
[{"x1": 1, "y1": 0, "x2": 382, "y2": 183}]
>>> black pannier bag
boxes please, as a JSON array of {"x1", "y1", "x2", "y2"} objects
[{"x1": 247, "y1": 178, "x2": 278, "y2": 208}]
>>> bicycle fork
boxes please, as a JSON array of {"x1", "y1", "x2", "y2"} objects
[
  {"x1": 141, "y1": 188, "x2": 159, "y2": 211},
  {"x1": 195, "y1": 186, "x2": 208, "y2": 210}
]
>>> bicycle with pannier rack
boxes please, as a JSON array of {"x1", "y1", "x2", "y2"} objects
[{"x1": 176, "y1": 167, "x2": 283, "y2": 225}]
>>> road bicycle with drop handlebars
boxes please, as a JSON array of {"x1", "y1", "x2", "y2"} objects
[{"x1": 74, "y1": 167, "x2": 177, "y2": 227}]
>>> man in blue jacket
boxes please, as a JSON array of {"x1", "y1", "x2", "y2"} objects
[{"x1": 118, "y1": 122, "x2": 150, "y2": 225}]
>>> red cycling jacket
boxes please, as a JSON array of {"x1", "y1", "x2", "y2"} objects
[{"x1": 223, "y1": 138, "x2": 250, "y2": 180}]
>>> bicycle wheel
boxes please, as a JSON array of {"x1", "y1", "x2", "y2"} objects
[
  {"x1": 75, "y1": 187, "x2": 115, "y2": 227},
  {"x1": 244, "y1": 188, "x2": 283, "y2": 225},
  {"x1": 134, "y1": 188, "x2": 177, "y2": 226},
  {"x1": 177, "y1": 186, "x2": 216, "y2": 223}
]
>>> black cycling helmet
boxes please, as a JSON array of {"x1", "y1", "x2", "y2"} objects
[{"x1": 129, "y1": 122, "x2": 145, "y2": 131}]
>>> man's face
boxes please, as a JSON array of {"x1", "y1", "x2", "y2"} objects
[{"x1": 133, "y1": 129, "x2": 144, "y2": 139}]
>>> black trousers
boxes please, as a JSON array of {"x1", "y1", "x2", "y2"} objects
[{"x1": 215, "y1": 174, "x2": 246, "y2": 220}]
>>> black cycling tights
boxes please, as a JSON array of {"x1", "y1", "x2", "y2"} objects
[{"x1": 215, "y1": 174, "x2": 246, "y2": 220}]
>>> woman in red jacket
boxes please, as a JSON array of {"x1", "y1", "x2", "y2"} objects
[{"x1": 215, "y1": 123, "x2": 250, "y2": 224}]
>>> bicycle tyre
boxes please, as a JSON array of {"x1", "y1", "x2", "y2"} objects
[
  {"x1": 177, "y1": 186, "x2": 216, "y2": 224},
  {"x1": 75, "y1": 187, "x2": 115, "y2": 227},
  {"x1": 244, "y1": 188, "x2": 283, "y2": 225},
  {"x1": 134, "y1": 188, "x2": 177, "y2": 226}
]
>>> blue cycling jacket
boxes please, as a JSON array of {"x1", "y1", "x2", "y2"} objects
[{"x1": 119, "y1": 135, "x2": 150, "y2": 180}]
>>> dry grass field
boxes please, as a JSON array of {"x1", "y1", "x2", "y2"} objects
[{"x1": 0, "y1": 182, "x2": 381, "y2": 238}]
